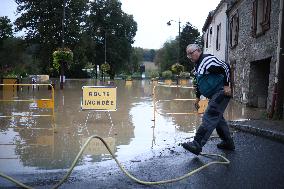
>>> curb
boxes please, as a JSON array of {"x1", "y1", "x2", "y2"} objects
[{"x1": 228, "y1": 123, "x2": 284, "y2": 143}]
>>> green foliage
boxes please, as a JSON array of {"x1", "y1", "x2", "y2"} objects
[
  {"x1": 126, "y1": 75, "x2": 132, "y2": 80},
  {"x1": 101, "y1": 63, "x2": 111, "y2": 73},
  {"x1": 66, "y1": 34, "x2": 96, "y2": 78},
  {"x1": 88, "y1": 0, "x2": 137, "y2": 76},
  {"x1": 143, "y1": 49, "x2": 156, "y2": 62},
  {"x1": 84, "y1": 62, "x2": 95, "y2": 69},
  {"x1": 14, "y1": 0, "x2": 89, "y2": 76},
  {"x1": 171, "y1": 63, "x2": 184, "y2": 75},
  {"x1": 129, "y1": 47, "x2": 143, "y2": 73},
  {"x1": 179, "y1": 71, "x2": 190, "y2": 78},
  {"x1": 52, "y1": 48, "x2": 73, "y2": 72},
  {"x1": 155, "y1": 22, "x2": 200, "y2": 73},
  {"x1": 15, "y1": 0, "x2": 88, "y2": 45},
  {"x1": 131, "y1": 72, "x2": 141, "y2": 79},
  {"x1": 3, "y1": 72, "x2": 18, "y2": 78},
  {"x1": 149, "y1": 70, "x2": 160, "y2": 79},
  {"x1": 11, "y1": 0, "x2": 137, "y2": 78},
  {"x1": 0, "y1": 38, "x2": 36, "y2": 78},
  {"x1": 180, "y1": 22, "x2": 201, "y2": 71},
  {"x1": 192, "y1": 77, "x2": 197, "y2": 86},
  {"x1": 0, "y1": 16, "x2": 13, "y2": 40},
  {"x1": 154, "y1": 39, "x2": 179, "y2": 72},
  {"x1": 162, "y1": 70, "x2": 172, "y2": 79},
  {"x1": 117, "y1": 72, "x2": 127, "y2": 79}
]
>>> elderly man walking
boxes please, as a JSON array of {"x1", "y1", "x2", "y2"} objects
[{"x1": 182, "y1": 44, "x2": 235, "y2": 155}]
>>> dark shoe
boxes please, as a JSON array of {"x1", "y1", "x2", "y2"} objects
[
  {"x1": 182, "y1": 140, "x2": 202, "y2": 155},
  {"x1": 217, "y1": 140, "x2": 235, "y2": 151}
]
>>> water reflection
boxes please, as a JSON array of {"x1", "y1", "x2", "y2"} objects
[{"x1": 0, "y1": 79, "x2": 265, "y2": 174}]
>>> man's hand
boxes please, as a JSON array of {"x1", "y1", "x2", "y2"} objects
[
  {"x1": 224, "y1": 86, "x2": 232, "y2": 96},
  {"x1": 194, "y1": 98, "x2": 200, "y2": 110}
]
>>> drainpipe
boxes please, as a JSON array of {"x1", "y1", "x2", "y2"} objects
[
  {"x1": 270, "y1": 0, "x2": 284, "y2": 118},
  {"x1": 225, "y1": 4, "x2": 229, "y2": 64},
  {"x1": 277, "y1": 0, "x2": 284, "y2": 119}
]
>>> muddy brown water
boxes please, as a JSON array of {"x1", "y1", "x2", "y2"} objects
[{"x1": 0, "y1": 79, "x2": 265, "y2": 174}]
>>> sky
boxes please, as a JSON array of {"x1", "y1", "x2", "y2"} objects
[{"x1": 0, "y1": 0, "x2": 221, "y2": 49}]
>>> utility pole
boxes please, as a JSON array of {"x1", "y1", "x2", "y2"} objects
[
  {"x1": 60, "y1": 0, "x2": 66, "y2": 90},
  {"x1": 167, "y1": 18, "x2": 181, "y2": 64},
  {"x1": 104, "y1": 31, "x2": 107, "y2": 64},
  {"x1": 62, "y1": 0, "x2": 66, "y2": 48},
  {"x1": 178, "y1": 18, "x2": 181, "y2": 64},
  {"x1": 276, "y1": 0, "x2": 284, "y2": 118}
]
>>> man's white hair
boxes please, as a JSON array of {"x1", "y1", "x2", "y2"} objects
[{"x1": 186, "y1": 44, "x2": 200, "y2": 52}]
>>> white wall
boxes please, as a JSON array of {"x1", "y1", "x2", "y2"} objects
[{"x1": 203, "y1": 2, "x2": 228, "y2": 61}]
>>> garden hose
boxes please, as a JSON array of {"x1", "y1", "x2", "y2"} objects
[{"x1": 0, "y1": 135, "x2": 230, "y2": 189}]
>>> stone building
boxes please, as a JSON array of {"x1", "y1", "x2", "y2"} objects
[
  {"x1": 227, "y1": 0, "x2": 283, "y2": 118},
  {"x1": 203, "y1": 0, "x2": 284, "y2": 118}
]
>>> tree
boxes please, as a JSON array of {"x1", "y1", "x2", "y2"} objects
[
  {"x1": 0, "y1": 17, "x2": 35, "y2": 77},
  {"x1": 143, "y1": 49, "x2": 156, "y2": 62},
  {"x1": 179, "y1": 22, "x2": 200, "y2": 72},
  {"x1": 0, "y1": 38, "x2": 36, "y2": 78},
  {"x1": 154, "y1": 39, "x2": 178, "y2": 72},
  {"x1": 67, "y1": 33, "x2": 94, "y2": 78},
  {"x1": 155, "y1": 22, "x2": 200, "y2": 73},
  {"x1": 13, "y1": 0, "x2": 137, "y2": 78},
  {"x1": 87, "y1": 0, "x2": 137, "y2": 79},
  {"x1": 52, "y1": 48, "x2": 73, "y2": 73},
  {"x1": 14, "y1": 0, "x2": 88, "y2": 75},
  {"x1": 129, "y1": 47, "x2": 143, "y2": 73},
  {"x1": 0, "y1": 16, "x2": 13, "y2": 41}
]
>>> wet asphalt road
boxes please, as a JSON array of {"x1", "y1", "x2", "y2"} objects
[{"x1": 1, "y1": 131, "x2": 284, "y2": 189}]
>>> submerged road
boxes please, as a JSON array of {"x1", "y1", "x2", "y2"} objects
[{"x1": 1, "y1": 131, "x2": 284, "y2": 189}]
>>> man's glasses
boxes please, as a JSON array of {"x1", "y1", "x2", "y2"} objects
[{"x1": 187, "y1": 49, "x2": 197, "y2": 58}]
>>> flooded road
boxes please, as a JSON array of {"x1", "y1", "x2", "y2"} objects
[{"x1": 0, "y1": 79, "x2": 265, "y2": 175}]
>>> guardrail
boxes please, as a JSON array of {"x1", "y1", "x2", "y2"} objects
[
  {"x1": 152, "y1": 84, "x2": 208, "y2": 121},
  {"x1": 0, "y1": 84, "x2": 55, "y2": 122}
]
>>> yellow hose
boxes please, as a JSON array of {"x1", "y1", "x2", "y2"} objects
[{"x1": 0, "y1": 135, "x2": 230, "y2": 189}]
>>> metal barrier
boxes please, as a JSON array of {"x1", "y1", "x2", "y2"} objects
[
  {"x1": 0, "y1": 84, "x2": 55, "y2": 122},
  {"x1": 152, "y1": 84, "x2": 208, "y2": 121}
]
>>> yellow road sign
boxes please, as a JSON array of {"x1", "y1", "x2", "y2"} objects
[{"x1": 81, "y1": 86, "x2": 117, "y2": 111}]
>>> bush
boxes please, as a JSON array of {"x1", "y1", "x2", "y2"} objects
[
  {"x1": 179, "y1": 71, "x2": 190, "y2": 78},
  {"x1": 132, "y1": 72, "x2": 141, "y2": 79},
  {"x1": 171, "y1": 63, "x2": 184, "y2": 75},
  {"x1": 52, "y1": 48, "x2": 73, "y2": 72},
  {"x1": 101, "y1": 63, "x2": 110, "y2": 73},
  {"x1": 126, "y1": 75, "x2": 132, "y2": 80},
  {"x1": 162, "y1": 70, "x2": 172, "y2": 79},
  {"x1": 149, "y1": 70, "x2": 159, "y2": 79}
]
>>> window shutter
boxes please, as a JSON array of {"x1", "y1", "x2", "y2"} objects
[
  {"x1": 251, "y1": 0, "x2": 257, "y2": 37},
  {"x1": 230, "y1": 18, "x2": 233, "y2": 47},
  {"x1": 261, "y1": 0, "x2": 271, "y2": 31},
  {"x1": 235, "y1": 14, "x2": 239, "y2": 45}
]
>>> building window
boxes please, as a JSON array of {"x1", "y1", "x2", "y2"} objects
[
  {"x1": 230, "y1": 11, "x2": 239, "y2": 48},
  {"x1": 209, "y1": 27, "x2": 212, "y2": 46},
  {"x1": 252, "y1": 0, "x2": 271, "y2": 37},
  {"x1": 205, "y1": 30, "x2": 209, "y2": 48},
  {"x1": 216, "y1": 23, "x2": 221, "y2": 51}
]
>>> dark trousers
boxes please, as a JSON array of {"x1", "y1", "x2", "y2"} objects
[{"x1": 194, "y1": 90, "x2": 232, "y2": 146}]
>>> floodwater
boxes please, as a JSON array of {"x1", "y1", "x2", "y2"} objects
[{"x1": 0, "y1": 79, "x2": 265, "y2": 174}]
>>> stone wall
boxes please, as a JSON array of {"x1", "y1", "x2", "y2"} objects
[{"x1": 228, "y1": 0, "x2": 280, "y2": 111}]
